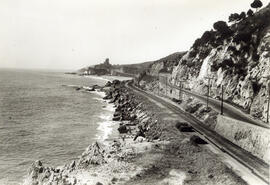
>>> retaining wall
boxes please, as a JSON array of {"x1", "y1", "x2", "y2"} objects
[{"x1": 215, "y1": 115, "x2": 270, "y2": 163}]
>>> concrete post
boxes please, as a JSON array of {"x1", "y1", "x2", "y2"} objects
[
  {"x1": 158, "y1": 74, "x2": 160, "y2": 96},
  {"x1": 165, "y1": 76, "x2": 167, "y2": 97},
  {"x1": 205, "y1": 77, "x2": 213, "y2": 108},
  {"x1": 221, "y1": 85, "x2": 224, "y2": 115},
  {"x1": 263, "y1": 76, "x2": 270, "y2": 123}
]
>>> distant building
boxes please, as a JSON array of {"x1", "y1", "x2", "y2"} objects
[{"x1": 83, "y1": 58, "x2": 112, "y2": 75}]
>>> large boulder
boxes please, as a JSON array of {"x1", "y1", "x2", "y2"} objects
[
  {"x1": 105, "y1": 81, "x2": 112, "y2": 87},
  {"x1": 118, "y1": 125, "x2": 128, "y2": 133},
  {"x1": 103, "y1": 92, "x2": 112, "y2": 100},
  {"x1": 113, "y1": 115, "x2": 121, "y2": 121}
]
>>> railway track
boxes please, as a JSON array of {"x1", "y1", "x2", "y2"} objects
[
  {"x1": 126, "y1": 82, "x2": 269, "y2": 184},
  {"x1": 166, "y1": 83, "x2": 269, "y2": 128}
]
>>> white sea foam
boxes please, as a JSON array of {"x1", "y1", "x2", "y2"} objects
[
  {"x1": 94, "y1": 90, "x2": 106, "y2": 98},
  {"x1": 63, "y1": 84, "x2": 81, "y2": 88},
  {"x1": 96, "y1": 113, "x2": 118, "y2": 145},
  {"x1": 103, "y1": 103, "x2": 115, "y2": 112},
  {"x1": 93, "y1": 92, "x2": 118, "y2": 145},
  {"x1": 85, "y1": 89, "x2": 106, "y2": 98},
  {"x1": 65, "y1": 82, "x2": 118, "y2": 145}
]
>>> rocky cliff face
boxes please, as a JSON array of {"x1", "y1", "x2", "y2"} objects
[
  {"x1": 148, "y1": 52, "x2": 186, "y2": 76},
  {"x1": 157, "y1": 4, "x2": 270, "y2": 123}
]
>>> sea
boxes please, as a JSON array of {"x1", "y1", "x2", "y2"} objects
[{"x1": 0, "y1": 69, "x2": 122, "y2": 185}]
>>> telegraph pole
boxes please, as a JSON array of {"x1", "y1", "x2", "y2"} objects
[
  {"x1": 263, "y1": 76, "x2": 270, "y2": 123},
  {"x1": 221, "y1": 85, "x2": 224, "y2": 115},
  {"x1": 205, "y1": 76, "x2": 214, "y2": 108},
  {"x1": 178, "y1": 80, "x2": 186, "y2": 101},
  {"x1": 165, "y1": 75, "x2": 168, "y2": 96},
  {"x1": 267, "y1": 94, "x2": 270, "y2": 123},
  {"x1": 158, "y1": 74, "x2": 160, "y2": 95}
]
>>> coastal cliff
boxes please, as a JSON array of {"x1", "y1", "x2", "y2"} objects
[
  {"x1": 23, "y1": 3, "x2": 270, "y2": 185},
  {"x1": 140, "y1": 4, "x2": 270, "y2": 123},
  {"x1": 23, "y1": 80, "x2": 246, "y2": 185}
]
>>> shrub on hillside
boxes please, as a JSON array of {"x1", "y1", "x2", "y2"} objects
[
  {"x1": 241, "y1": 45, "x2": 250, "y2": 54},
  {"x1": 211, "y1": 60, "x2": 221, "y2": 72},
  {"x1": 239, "y1": 12, "x2": 246, "y2": 20},
  {"x1": 227, "y1": 46, "x2": 237, "y2": 52},
  {"x1": 252, "y1": 52, "x2": 260, "y2": 61},
  {"x1": 188, "y1": 50, "x2": 197, "y2": 58},
  {"x1": 247, "y1": 9, "x2": 254, "y2": 17},
  {"x1": 234, "y1": 58, "x2": 246, "y2": 69},
  {"x1": 234, "y1": 59, "x2": 247, "y2": 76},
  {"x1": 181, "y1": 59, "x2": 187, "y2": 65},
  {"x1": 233, "y1": 30, "x2": 252, "y2": 43},
  {"x1": 213, "y1": 21, "x2": 227, "y2": 31},
  {"x1": 199, "y1": 48, "x2": 211, "y2": 59},
  {"x1": 229, "y1": 13, "x2": 241, "y2": 22},
  {"x1": 192, "y1": 30, "x2": 216, "y2": 49},
  {"x1": 186, "y1": 60, "x2": 195, "y2": 68},
  {"x1": 221, "y1": 59, "x2": 234, "y2": 68},
  {"x1": 201, "y1": 30, "x2": 216, "y2": 44},
  {"x1": 192, "y1": 38, "x2": 202, "y2": 49},
  {"x1": 252, "y1": 82, "x2": 261, "y2": 95},
  {"x1": 213, "y1": 21, "x2": 232, "y2": 37}
]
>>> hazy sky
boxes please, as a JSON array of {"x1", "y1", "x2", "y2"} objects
[{"x1": 0, "y1": 0, "x2": 268, "y2": 70}]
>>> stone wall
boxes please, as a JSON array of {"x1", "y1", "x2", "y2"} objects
[{"x1": 215, "y1": 115, "x2": 270, "y2": 163}]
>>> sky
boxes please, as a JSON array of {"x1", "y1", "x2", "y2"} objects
[{"x1": 0, "y1": 0, "x2": 268, "y2": 70}]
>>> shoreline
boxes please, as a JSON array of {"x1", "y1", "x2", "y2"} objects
[
  {"x1": 95, "y1": 93, "x2": 119, "y2": 145},
  {"x1": 23, "y1": 80, "x2": 249, "y2": 185},
  {"x1": 79, "y1": 75, "x2": 130, "y2": 145},
  {"x1": 83, "y1": 74, "x2": 133, "y2": 83}
]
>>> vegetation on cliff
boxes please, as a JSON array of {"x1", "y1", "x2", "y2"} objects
[{"x1": 168, "y1": 3, "x2": 270, "y2": 123}]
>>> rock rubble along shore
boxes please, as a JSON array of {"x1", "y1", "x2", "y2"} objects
[{"x1": 24, "y1": 80, "x2": 247, "y2": 185}]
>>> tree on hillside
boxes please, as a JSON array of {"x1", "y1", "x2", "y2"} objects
[
  {"x1": 213, "y1": 21, "x2": 228, "y2": 31},
  {"x1": 251, "y1": 0, "x2": 263, "y2": 12},
  {"x1": 247, "y1": 9, "x2": 254, "y2": 16},
  {"x1": 239, "y1": 12, "x2": 246, "y2": 19},
  {"x1": 104, "y1": 58, "x2": 110, "y2": 65},
  {"x1": 229, "y1": 13, "x2": 240, "y2": 22},
  {"x1": 213, "y1": 21, "x2": 232, "y2": 37},
  {"x1": 229, "y1": 12, "x2": 246, "y2": 22}
]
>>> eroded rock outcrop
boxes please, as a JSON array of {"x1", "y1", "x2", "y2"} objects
[
  {"x1": 171, "y1": 5, "x2": 270, "y2": 122},
  {"x1": 142, "y1": 4, "x2": 270, "y2": 123},
  {"x1": 24, "y1": 142, "x2": 107, "y2": 185}
]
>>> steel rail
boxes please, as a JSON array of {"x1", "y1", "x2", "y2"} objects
[
  {"x1": 126, "y1": 82, "x2": 269, "y2": 184},
  {"x1": 165, "y1": 83, "x2": 269, "y2": 129}
]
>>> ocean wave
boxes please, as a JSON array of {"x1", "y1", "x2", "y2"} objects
[
  {"x1": 95, "y1": 116, "x2": 117, "y2": 145},
  {"x1": 95, "y1": 102, "x2": 118, "y2": 144},
  {"x1": 94, "y1": 90, "x2": 106, "y2": 97},
  {"x1": 62, "y1": 84, "x2": 81, "y2": 88},
  {"x1": 102, "y1": 104, "x2": 115, "y2": 112},
  {"x1": 85, "y1": 89, "x2": 106, "y2": 98}
]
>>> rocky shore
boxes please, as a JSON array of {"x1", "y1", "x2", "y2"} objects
[{"x1": 23, "y1": 80, "x2": 247, "y2": 185}]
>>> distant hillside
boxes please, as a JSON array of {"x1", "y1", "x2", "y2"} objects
[
  {"x1": 147, "y1": 52, "x2": 187, "y2": 76},
  {"x1": 79, "y1": 51, "x2": 186, "y2": 76},
  {"x1": 113, "y1": 52, "x2": 186, "y2": 76}
]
